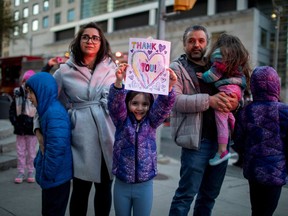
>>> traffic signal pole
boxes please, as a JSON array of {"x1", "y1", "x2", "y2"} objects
[
  {"x1": 157, "y1": 0, "x2": 166, "y2": 40},
  {"x1": 156, "y1": 0, "x2": 195, "y2": 161},
  {"x1": 156, "y1": 0, "x2": 166, "y2": 162}
]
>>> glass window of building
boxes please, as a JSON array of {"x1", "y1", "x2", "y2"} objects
[
  {"x1": 67, "y1": 9, "x2": 75, "y2": 22},
  {"x1": 15, "y1": 0, "x2": 20, "y2": 6},
  {"x1": 22, "y1": 23, "x2": 28, "y2": 34},
  {"x1": 23, "y1": 7, "x2": 29, "y2": 18},
  {"x1": 23, "y1": 0, "x2": 29, "y2": 3},
  {"x1": 216, "y1": 0, "x2": 236, "y2": 13},
  {"x1": 81, "y1": 0, "x2": 107, "y2": 19},
  {"x1": 260, "y1": 27, "x2": 268, "y2": 49},
  {"x1": 55, "y1": 13, "x2": 61, "y2": 25},
  {"x1": 43, "y1": 0, "x2": 49, "y2": 11},
  {"x1": 114, "y1": 12, "x2": 149, "y2": 31},
  {"x1": 55, "y1": 0, "x2": 61, "y2": 7},
  {"x1": 55, "y1": 28, "x2": 75, "y2": 41},
  {"x1": 14, "y1": 26, "x2": 19, "y2": 36},
  {"x1": 68, "y1": 0, "x2": 74, "y2": 3},
  {"x1": 42, "y1": 16, "x2": 49, "y2": 28},
  {"x1": 14, "y1": 11, "x2": 20, "y2": 21},
  {"x1": 33, "y1": 4, "x2": 39, "y2": 15},
  {"x1": 32, "y1": 20, "x2": 39, "y2": 31}
]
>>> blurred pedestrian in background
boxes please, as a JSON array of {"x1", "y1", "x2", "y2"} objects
[{"x1": 9, "y1": 70, "x2": 37, "y2": 184}]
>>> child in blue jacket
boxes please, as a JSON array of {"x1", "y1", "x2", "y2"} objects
[
  {"x1": 108, "y1": 63, "x2": 177, "y2": 216},
  {"x1": 26, "y1": 72, "x2": 73, "y2": 216}
]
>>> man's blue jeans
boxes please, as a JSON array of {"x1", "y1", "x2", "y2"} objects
[{"x1": 169, "y1": 139, "x2": 228, "y2": 216}]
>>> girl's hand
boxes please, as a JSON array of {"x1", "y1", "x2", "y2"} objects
[
  {"x1": 196, "y1": 72, "x2": 203, "y2": 79},
  {"x1": 167, "y1": 68, "x2": 177, "y2": 92},
  {"x1": 115, "y1": 63, "x2": 129, "y2": 88}
]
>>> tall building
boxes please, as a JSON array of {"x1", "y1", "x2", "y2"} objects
[{"x1": 3, "y1": 0, "x2": 288, "y2": 100}]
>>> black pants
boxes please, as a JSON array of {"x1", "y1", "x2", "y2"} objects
[
  {"x1": 69, "y1": 160, "x2": 112, "y2": 216},
  {"x1": 249, "y1": 180, "x2": 282, "y2": 216},
  {"x1": 42, "y1": 180, "x2": 71, "y2": 216}
]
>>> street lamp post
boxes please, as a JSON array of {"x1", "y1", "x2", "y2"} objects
[
  {"x1": 157, "y1": 0, "x2": 166, "y2": 40},
  {"x1": 156, "y1": 0, "x2": 165, "y2": 161},
  {"x1": 272, "y1": 0, "x2": 282, "y2": 71}
]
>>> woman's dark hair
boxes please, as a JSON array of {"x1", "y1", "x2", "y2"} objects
[
  {"x1": 69, "y1": 22, "x2": 114, "y2": 68},
  {"x1": 125, "y1": 91, "x2": 154, "y2": 110}
]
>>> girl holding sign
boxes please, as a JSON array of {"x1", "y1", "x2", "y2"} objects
[{"x1": 107, "y1": 64, "x2": 177, "y2": 216}]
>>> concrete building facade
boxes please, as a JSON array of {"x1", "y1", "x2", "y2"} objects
[{"x1": 4, "y1": 0, "x2": 288, "y2": 100}]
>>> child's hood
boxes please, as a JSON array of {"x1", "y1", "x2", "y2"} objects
[
  {"x1": 26, "y1": 72, "x2": 58, "y2": 116},
  {"x1": 250, "y1": 66, "x2": 280, "y2": 102}
]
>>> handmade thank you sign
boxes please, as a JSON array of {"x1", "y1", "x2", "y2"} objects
[{"x1": 125, "y1": 38, "x2": 171, "y2": 95}]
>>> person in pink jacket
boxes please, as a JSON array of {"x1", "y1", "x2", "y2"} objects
[{"x1": 9, "y1": 70, "x2": 37, "y2": 183}]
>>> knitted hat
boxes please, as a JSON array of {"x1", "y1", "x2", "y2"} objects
[{"x1": 22, "y1": 70, "x2": 35, "y2": 82}]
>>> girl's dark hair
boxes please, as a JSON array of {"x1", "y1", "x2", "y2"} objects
[
  {"x1": 207, "y1": 33, "x2": 251, "y2": 87},
  {"x1": 69, "y1": 22, "x2": 114, "y2": 69},
  {"x1": 183, "y1": 25, "x2": 210, "y2": 46},
  {"x1": 125, "y1": 91, "x2": 154, "y2": 109}
]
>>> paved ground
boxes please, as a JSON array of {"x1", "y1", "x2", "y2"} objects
[
  {"x1": 0, "y1": 126, "x2": 287, "y2": 216},
  {"x1": 0, "y1": 158, "x2": 288, "y2": 216}
]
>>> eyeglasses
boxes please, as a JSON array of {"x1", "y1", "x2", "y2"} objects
[{"x1": 81, "y1": 34, "x2": 101, "y2": 44}]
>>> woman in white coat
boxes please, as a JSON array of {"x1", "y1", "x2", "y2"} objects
[{"x1": 54, "y1": 22, "x2": 116, "y2": 216}]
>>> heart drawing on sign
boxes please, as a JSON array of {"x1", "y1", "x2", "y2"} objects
[
  {"x1": 131, "y1": 51, "x2": 166, "y2": 89},
  {"x1": 159, "y1": 44, "x2": 166, "y2": 52}
]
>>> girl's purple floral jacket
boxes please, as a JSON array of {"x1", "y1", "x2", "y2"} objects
[
  {"x1": 108, "y1": 84, "x2": 176, "y2": 183},
  {"x1": 233, "y1": 66, "x2": 288, "y2": 186}
]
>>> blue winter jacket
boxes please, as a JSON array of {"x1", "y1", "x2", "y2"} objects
[
  {"x1": 26, "y1": 72, "x2": 73, "y2": 189},
  {"x1": 108, "y1": 84, "x2": 176, "y2": 183},
  {"x1": 234, "y1": 66, "x2": 288, "y2": 186}
]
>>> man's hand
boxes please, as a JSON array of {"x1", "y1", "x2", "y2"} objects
[{"x1": 209, "y1": 92, "x2": 238, "y2": 112}]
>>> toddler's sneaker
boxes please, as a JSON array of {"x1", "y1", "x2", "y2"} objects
[
  {"x1": 209, "y1": 150, "x2": 231, "y2": 166},
  {"x1": 14, "y1": 173, "x2": 25, "y2": 184},
  {"x1": 27, "y1": 172, "x2": 35, "y2": 183}
]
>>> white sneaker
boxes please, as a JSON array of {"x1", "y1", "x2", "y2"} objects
[
  {"x1": 27, "y1": 172, "x2": 35, "y2": 183},
  {"x1": 209, "y1": 151, "x2": 231, "y2": 166},
  {"x1": 14, "y1": 173, "x2": 25, "y2": 184}
]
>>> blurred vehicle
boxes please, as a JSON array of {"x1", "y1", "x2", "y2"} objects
[
  {"x1": 0, "y1": 56, "x2": 44, "y2": 97},
  {"x1": 0, "y1": 92, "x2": 12, "y2": 119}
]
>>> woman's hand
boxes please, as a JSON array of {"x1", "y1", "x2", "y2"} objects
[
  {"x1": 115, "y1": 63, "x2": 129, "y2": 88},
  {"x1": 167, "y1": 68, "x2": 177, "y2": 92},
  {"x1": 209, "y1": 92, "x2": 238, "y2": 112},
  {"x1": 48, "y1": 57, "x2": 58, "y2": 67}
]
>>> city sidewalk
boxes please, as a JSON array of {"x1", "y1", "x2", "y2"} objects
[{"x1": 0, "y1": 158, "x2": 287, "y2": 216}]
